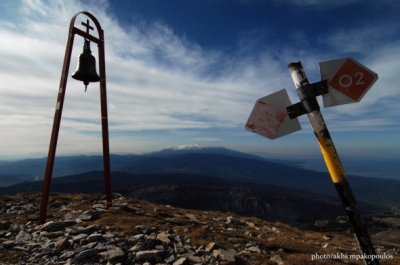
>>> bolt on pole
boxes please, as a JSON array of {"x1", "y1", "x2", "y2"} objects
[{"x1": 288, "y1": 62, "x2": 379, "y2": 265}]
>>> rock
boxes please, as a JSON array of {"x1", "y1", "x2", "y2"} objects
[
  {"x1": 0, "y1": 221, "x2": 10, "y2": 230},
  {"x1": 188, "y1": 256, "x2": 202, "y2": 263},
  {"x1": 136, "y1": 249, "x2": 166, "y2": 260},
  {"x1": 2, "y1": 240, "x2": 15, "y2": 248},
  {"x1": 130, "y1": 241, "x2": 145, "y2": 252},
  {"x1": 55, "y1": 237, "x2": 70, "y2": 251},
  {"x1": 15, "y1": 230, "x2": 31, "y2": 242},
  {"x1": 173, "y1": 257, "x2": 188, "y2": 265},
  {"x1": 246, "y1": 246, "x2": 261, "y2": 253},
  {"x1": 92, "y1": 203, "x2": 106, "y2": 210},
  {"x1": 270, "y1": 254, "x2": 284, "y2": 265},
  {"x1": 220, "y1": 248, "x2": 237, "y2": 261},
  {"x1": 60, "y1": 250, "x2": 75, "y2": 259},
  {"x1": 157, "y1": 232, "x2": 171, "y2": 245},
  {"x1": 145, "y1": 232, "x2": 157, "y2": 249},
  {"x1": 9, "y1": 223, "x2": 24, "y2": 232},
  {"x1": 74, "y1": 248, "x2": 98, "y2": 261},
  {"x1": 87, "y1": 233, "x2": 103, "y2": 242},
  {"x1": 39, "y1": 220, "x2": 76, "y2": 232},
  {"x1": 73, "y1": 233, "x2": 88, "y2": 243},
  {"x1": 102, "y1": 248, "x2": 125, "y2": 263},
  {"x1": 205, "y1": 242, "x2": 217, "y2": 252},
  {"x1": 135, "y1": 225, "x2": 155, "y2": 234}
]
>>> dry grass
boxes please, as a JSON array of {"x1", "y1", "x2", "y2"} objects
[{"x1": 0, "y1": 192, "x2": 399, "y2": 265}]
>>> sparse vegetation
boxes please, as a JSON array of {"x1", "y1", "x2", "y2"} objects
[{"x1": 0, "y1": 192, "x2": 399, "y2": 264}]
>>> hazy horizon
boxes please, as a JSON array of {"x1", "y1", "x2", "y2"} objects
[
  {"x1": 1, "y1": 144, "x2": 398, "y2": 181},
  {"x1": 1, "y1": 1, "x2": 399, "y2": 173}
]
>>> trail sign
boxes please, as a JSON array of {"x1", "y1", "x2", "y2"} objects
[
  {"x1": 320, "y1": 57, "x2": 378, "y2": 107},
  {"x1": 245, "y1": 89, "x2": 301, "y2": 139},
  {"x1": 245, "y1": 59, "x2": 380, "y2": 264}
]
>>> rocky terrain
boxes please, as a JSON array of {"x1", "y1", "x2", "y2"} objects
[{"x1": 0, "y1": 192, "x2": 399, "y2": 265}]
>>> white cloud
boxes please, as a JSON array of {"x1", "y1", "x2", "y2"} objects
[{"x1": 0, "y1": 0, "x2": 399, "y2": 158}]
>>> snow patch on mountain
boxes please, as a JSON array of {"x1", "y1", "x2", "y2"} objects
[{"x1": 163, "y1": 144, "x2": 222, "y2": 151}]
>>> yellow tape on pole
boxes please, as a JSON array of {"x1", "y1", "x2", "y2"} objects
[{"x1": 316, "y1": 132, "x2": 345, "y2": 183}]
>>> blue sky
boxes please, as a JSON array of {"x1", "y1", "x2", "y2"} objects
[{"x1": 0, "y1": 0, "x2": 399, "y2": 166}]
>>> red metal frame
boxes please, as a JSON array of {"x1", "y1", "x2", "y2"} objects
[{"x1": 38, "y1": 12, "x2": 112, "y2": 225}]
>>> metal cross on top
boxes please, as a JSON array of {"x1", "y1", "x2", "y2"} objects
[{"x1": 82, "y1": 19, "x2": 94, "y2": 35}]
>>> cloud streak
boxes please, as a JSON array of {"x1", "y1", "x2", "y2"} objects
[{"x1": 0, "y1": 0, "x2": 399, "y2": 159}]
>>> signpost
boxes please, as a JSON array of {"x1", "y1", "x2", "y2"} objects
[
  {"x1": 246, "y1": 58, "x2": 379, "y2": 265},
  {"x1": 320, "y1": 57, "x2": 378, "y2": 107},
  {"x1": 245, "y1": 89, "x2": 301, "y2": 139}
]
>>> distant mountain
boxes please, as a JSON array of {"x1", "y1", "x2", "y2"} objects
[
  {"x1": 148, "y1": 144, "x2": 266, "y2": 161},
  {"x1": 0, "y1": 145, "x2": 269, "y2": 186},
  {"x1": 0, "y1": 154, "x2": 141, "y2": 186},
  {"x1": 1, "y1": 145, "x2": 400, "y2": 211}
]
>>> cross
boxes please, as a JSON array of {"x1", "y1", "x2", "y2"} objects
[{"x1": 81, "y1": 19, "x2": 94, "y2": 35}]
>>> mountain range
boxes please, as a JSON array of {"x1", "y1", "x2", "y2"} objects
[{"x1": 1, "y1": 144, "x2": 399, "y2": 224}]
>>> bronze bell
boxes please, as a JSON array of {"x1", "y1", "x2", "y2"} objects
[{"x1": 72, "y1": 39, "x2": 100, "y2": 91}]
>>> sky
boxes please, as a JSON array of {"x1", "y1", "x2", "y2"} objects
[{"x1": 0, "y1": 0, "x2": 399, "y2": 169}]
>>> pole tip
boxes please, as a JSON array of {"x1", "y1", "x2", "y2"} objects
[{"x1": 288, "y1": 61, "x2": 302, "y2": 69}]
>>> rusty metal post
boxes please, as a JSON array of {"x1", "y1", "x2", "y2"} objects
[
  {"x1": 38, "y1": 12, "x2": 112, "y2": 225},
  {"x1": 97, "y1": 29, "x2": 112, "y2": 209},
  {"x1": 38, "y1": 28, "x2": 75, "y2": 225},
  {"x1": 288, "y1": 62, "x2": 379, "y2": 265}
]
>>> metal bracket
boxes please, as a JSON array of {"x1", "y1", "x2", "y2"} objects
[
  {"x1": 297, "y1": 80, "x2": 329, "y2": 100},
  {"x1": 286, "y1": 80, "x2": 328, "y2": 119}
]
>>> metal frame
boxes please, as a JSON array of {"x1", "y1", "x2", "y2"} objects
[{"x1": 38, "y1": 11, "x2": 112, "y2": 225}]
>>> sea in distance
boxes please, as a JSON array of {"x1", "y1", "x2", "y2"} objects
[{"x1": 298, "y1": 157, "x2": 400, "y2": 180}]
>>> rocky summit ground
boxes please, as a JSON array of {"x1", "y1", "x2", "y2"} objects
[{"x1": 0, "y1": 192, "x2": 399, "y2": 265}]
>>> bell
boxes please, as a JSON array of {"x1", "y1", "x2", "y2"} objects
[{"x1": 72, "y1": 39, "x2": 100, "y2": 91}]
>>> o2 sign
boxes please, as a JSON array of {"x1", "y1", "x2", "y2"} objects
[
  {"x1": 338, "y1": 72, "x2": 364, "y2": 88},
  {"x1": 319, "y1": 58, "x2": 378, "y2": 107}
]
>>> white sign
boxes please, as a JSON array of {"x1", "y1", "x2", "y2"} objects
[
  {"x1": 319, "y1": 57, "x2": 378, "y2": 107},
  {"x1": 245, "y1": 89, "x2": 301, "y2": 140}
]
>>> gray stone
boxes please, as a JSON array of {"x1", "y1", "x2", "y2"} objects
[
  {"x1": 146, "y1": 232, "x2": 157, "y2": 249},
  {"x1": 40, "y1": 220, "x2": 76, "y2": 232},
  {"x1": 15, "y1": 230, "x2": 31, "y2": 242},
  {"x1": 60, "y1": 250, "x2": 75, "y2": 259},
  {"x1": 92, "y1": 203, "x2": 106, "y2": 209},
  {"x1": 0, "y1": 221, "x2": 10, "y2": 231},
  {"x1": 2, "y1": 240, "x2": 15, "y2": 247},
  {"x1": 135, "y1": 225, "x2": 152, "y2": 234},
  {"x1": 87, "y1": 233, "x2": 103, "y2": 242},
  {"x1": 157, "y1": 232, "x2": 171, "y2": 245},
  {"x1": 9, "y1": 223, "x2": 24, "y2": 232},
  {"x1": 220, "y1": 248, "x2": 237, "y2": 261},
  {"x1": 55, "y1": 237, "x2": 70, "y2": 251},
  {"x1": 205, "y1": 242, "x2": 217, "y2": 252},
  {"x1": 173, "y1": 257, "x2": 188, "y2": 265},
  {"x1": 136, "y1": 249, "x2": 166, "y2": 260},
  {"x1": 73, "y1": 233, "x2": 88, "y2": 243},
  {"x1": 164, "y1": 253, "x2": 177, "y2": 263},
  {"x1": 270, "y1": 254, "x2": 284, "y2": 265},
  {"x1": 82, "y1": 241, "x2": 98, "y2": 250},
  {"x1": 74, "y1": 248, "x2": 98, "y2": 261},
  {"x1": 130, "y1": 242, "x2": 145, "y2": 252},
  {"x1": 247, "y1": 246, "x2": 261, "y2": 253},
  {"x1": 188, "y1": 256, "x2": 202, "y2": 263},
  {"x1": 102, "y1": 248, "x2": 125, "y2": 263}
]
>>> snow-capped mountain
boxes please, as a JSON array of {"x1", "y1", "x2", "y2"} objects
[
  {"x1": 150, "y1": 144, "x2": 265, "y2": 160},
  {"x1": 163, "y1": 144, "x2": 221, "y2": 151}
]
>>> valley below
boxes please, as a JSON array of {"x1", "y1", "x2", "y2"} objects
[{"x1": 0, "y1": 146, "x2": 399, "y2": 263}]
